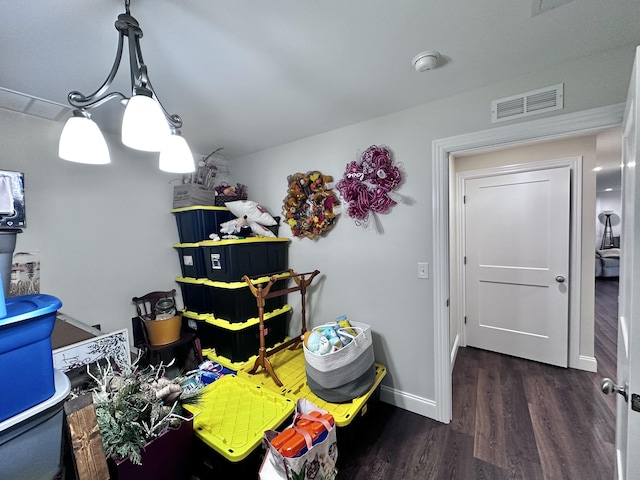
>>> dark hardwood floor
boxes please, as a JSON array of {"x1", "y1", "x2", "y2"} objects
[{"x1": 338, "y1": 278, "x2": 619, "y2": 479}]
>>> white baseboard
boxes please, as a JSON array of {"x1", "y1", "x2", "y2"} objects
[
  {"x1": 573, "y1": 354, "x2": 598, "y2": 372},
  {"x1": 617, "y1": 449, "x2": 624, "y2": 480},
  {"x1": 450, "y1": 334, "x2": 460, "y2": 373},
  {"x1": 380, "y1": 385, "x2": 437, "y2": 420}
]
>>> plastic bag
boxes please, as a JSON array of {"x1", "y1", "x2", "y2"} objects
[{"x1": 259, "y1": 398, "x2": 338, "y2": 480}]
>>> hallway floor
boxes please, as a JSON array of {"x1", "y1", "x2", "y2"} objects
[{"x1": 338, "y1": 278, "x2": 618, "y2": 479}]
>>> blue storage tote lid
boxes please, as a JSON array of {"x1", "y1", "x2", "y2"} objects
[{"x1": 0, "y1": 294, "x2": 62, "y2": 327}]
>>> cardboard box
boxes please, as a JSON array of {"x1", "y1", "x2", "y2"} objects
[{"x1": 173, "y1": 184, "x2": 217, "y2": 208}]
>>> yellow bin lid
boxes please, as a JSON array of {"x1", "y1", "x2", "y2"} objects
[
  {"x1": 238, "y1": 347, "x2": 387, "y2": 427},
  {"x1": 184, "y1": 374, "x2": 294, "y2": 462},
  {"x1": 171, "y1": 205, "x2": 230, "y2": 213}
]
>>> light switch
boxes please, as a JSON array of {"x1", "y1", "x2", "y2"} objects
[{"x1": 418, "y1": 262, "x2": 429, "y2": 279}]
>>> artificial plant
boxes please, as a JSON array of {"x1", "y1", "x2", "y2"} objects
[{"x1": 88, "y1": 359, "x2": 200, "y2": 465}]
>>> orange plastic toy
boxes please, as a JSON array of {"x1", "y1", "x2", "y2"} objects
[{"x1": 270, "y1": 411, "x2": 335, "y2": 458}]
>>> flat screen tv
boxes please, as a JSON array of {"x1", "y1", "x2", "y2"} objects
[{"x1": 0, "y1": 170, "x2": 25, "y2": 229}]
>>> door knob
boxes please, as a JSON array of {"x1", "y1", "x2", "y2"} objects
[
  {"x1": 555, "y1": 275, "x2": 565, "y2": 283},
  {"x1": 601, "y1": 378, "x2": 629, "y2": 402}
]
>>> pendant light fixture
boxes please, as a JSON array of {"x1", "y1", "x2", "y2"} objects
[
  {"x1": 159, "y1": 129, "x2": 196, "y2": 173},
  {"x1": 58, "y1": 0, "x2": 194, "y2": 173}
]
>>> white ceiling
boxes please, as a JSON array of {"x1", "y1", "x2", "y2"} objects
[{"x1": 2, "y1": 0, "x2": 640, "y2": 159}]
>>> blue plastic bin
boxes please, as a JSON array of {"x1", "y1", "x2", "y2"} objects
[
  {"x1": 0, "y1": 294, "x2": 62, "y2": 422},
  {"x1": 0, "y1": 369, "x2": 70, "y2": 480}
]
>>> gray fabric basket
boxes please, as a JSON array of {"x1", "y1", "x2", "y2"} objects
[{"x1": 303, "y1": 321, "x2": 375, "y2": 403}]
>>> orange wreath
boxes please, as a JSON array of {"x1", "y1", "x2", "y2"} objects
[{"x1": 282, "y1": 171, "x2": 339, "y2": 239}]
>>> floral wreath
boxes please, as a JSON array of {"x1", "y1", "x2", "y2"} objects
[
  {"x1": 336, "y1": 145, "x2": 404, "y2": 229},
  {"x1": 282, "y1": 171, "x2": 339, "y2": 239}
]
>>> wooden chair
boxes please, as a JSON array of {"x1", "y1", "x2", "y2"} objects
[{"x1": 131, "y1": 290, "x2": 202, "y2": 370}]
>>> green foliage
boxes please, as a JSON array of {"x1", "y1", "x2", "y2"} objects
[
  {"x1": 89, "y1": 360, "x2": 197, "y2": 465},
  {"x1": 95, "y1": 405, "x2": 146, "y2": 465}
]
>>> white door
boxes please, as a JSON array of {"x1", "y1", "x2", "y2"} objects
[
  {"x1": 464, "y1": 167, "x2": 570, "y2": 367},
  {"x1": 604, "y1": 45, "x2": 640, "y2": 480}
]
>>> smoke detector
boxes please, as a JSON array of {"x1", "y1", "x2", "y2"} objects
[{"x1": 412, "y1": 51, "x2": 441, "y2": 72}]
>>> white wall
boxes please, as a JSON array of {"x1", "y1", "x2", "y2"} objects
[
  {"x1": 1, "y1": 43, "x2": 635, "y2": 418},
  {"x1": 0, "y1": 110, "x2": 184, "y2": 333},
  {"x1": 232, "y1": 44, "x2": 636, "y2": 414}
]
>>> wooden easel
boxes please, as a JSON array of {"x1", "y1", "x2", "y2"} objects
[{"x1": 242, "y1": 269, "x2": 319, "y2": 387}]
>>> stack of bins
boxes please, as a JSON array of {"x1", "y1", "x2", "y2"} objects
[
  {"x1": 0, "y1": 293, "x2": 71, "y2": 480},
  {"x1": 172, "y1": 206, "x2": 292, "y2": 368}
]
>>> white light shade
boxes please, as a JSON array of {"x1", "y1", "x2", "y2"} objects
[
  {"x1": 159, "y1": 133, "x2": 195, "y2": 173},
  {"x1": 121, "y1": 94, "x2": 171, "y2": 152},
  {"x1": 58, "y1": 115, "x2": 110, "y2": 164}
]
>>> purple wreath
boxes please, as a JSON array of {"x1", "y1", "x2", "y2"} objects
[{"x1": 336, "y1": 145, "x2": 403, "y2": 225}]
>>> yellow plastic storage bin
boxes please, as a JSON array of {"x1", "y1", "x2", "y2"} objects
[
  {"x1": 184, "y1": 374, "x2": 294, "y2": 462},
  {"x1": 238, "y1": 347, "x2": 387, "y2": 427}
]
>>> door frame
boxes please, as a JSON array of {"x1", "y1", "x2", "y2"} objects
[
  {"x1": 431, "y1": 103, "x2": 625, "y2": 423},
  {"x1": 455, "y1": 158, "x2": 581, "y2": 364}
]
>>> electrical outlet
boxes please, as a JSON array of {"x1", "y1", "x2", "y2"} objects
[{"x1": 418, "y1": 262, "x2": 429, "y2": 279}]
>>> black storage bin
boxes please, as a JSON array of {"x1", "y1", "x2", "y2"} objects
[
  {"x1": 175, "y1": 244, "x2": 207, "y2": 278},
  {"x1": 336, "y1": 381, "x2": 382, "y2": 462},
  {"x1": 181, "y1": 313, "x2": 200, "y2": 336},
  {"x1": 176, "y1": 277, "x2": 215, "y2": 314},
  {"x1": 200, "y1": 238, "x2": 290, "y2": 282},
  {"x1": 266, "y1": 216, "x2": 281, "y2": 237},
  {"x1": 207, "y1": 276, "x2": 288, "y2": 323},
  {"x1": 172, "y1": 206, "x2": 234, "y2": 243},
  {"x1": 197, "y1": 305, "x2": 291, "y2": 362}
]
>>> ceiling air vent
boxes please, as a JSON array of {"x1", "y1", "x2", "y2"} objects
[
  {"x1": 491, "y1": 83, "x2": 563, "y2": 123},
  {"x1": 0, "y1": 87, "x2": 70, "y2": 121}
]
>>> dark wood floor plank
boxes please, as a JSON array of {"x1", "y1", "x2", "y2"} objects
[
  {"x1": 335, "y1": 278, "x2": 618, "y2": 480},
  {"x1": 523, "y1": 375, "x2": 576, "y2": 480},
  {"x1": 594, "y1": 278, "x2": 619, "y2": 416},
  {"x1": 499, "y1": 360, "x2": 544, "y2": 479},
  {"x1": 451, "y1": 350, "x2": 479, "y2": 436},
  {"x1": 524, "y1": 366, "x2": 614, "y2": 480},
  {"x1": 432, "y1": 429, "x2": 480, "y2": 480},
  {"x1": 473, "y1": 366, "x2": 507, "y2": 469}
]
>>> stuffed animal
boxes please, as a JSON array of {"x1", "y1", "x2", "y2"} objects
[
  {"x1": 222, "y1": 186, "x2": 237, "y2": 196},
  {"x1": 317, "y1": 336, "x2": 332, "y2": 355},
  {"x1": 305, "y1": 321, "x2": 358, "y2": 355},
  {"x1": 306, "y1": 330, "x2": 322, "y2": 353},
  {"x1": 235, "y1": 215, "x2": 252, "y2": 237}
]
